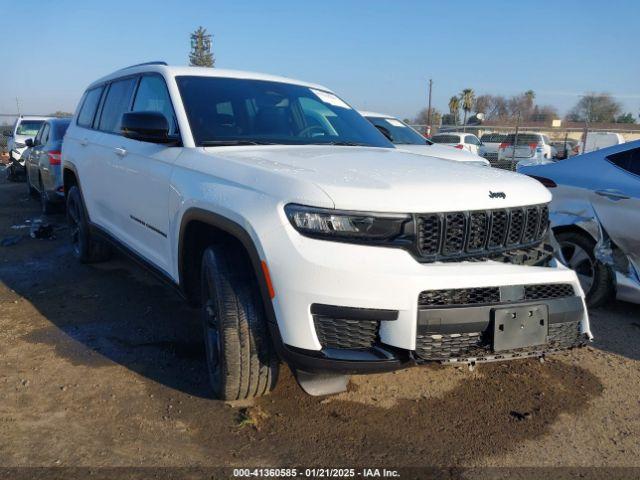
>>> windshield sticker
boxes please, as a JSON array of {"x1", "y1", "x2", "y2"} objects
[
  {"x1": 386, "y1": 118, "x2": 406, "y2": 127},
  {"x1": 311, "y1": 89, "x2": 351, "y2": 109}
]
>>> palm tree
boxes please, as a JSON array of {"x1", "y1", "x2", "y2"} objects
[
  {"x1": 448, "y1": 96, "x2": 460, "y2": 125},
  {"x1": 460, "y1": 88, "x2": 475, "y2": 131}
]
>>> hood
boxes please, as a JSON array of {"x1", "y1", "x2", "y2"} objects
[
  {"x1": 397, "y1": 144, "x2": 489, "y2": 164},
  {"x1": 202, "y1": 145, "x2": 551, "y2": 212}
]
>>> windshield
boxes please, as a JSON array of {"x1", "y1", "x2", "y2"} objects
[
  {"x1": 176, "y1": 76, "x2": 393, "y2": 148},
  {"x1": 365, "y1": 116, "x2": 430, "y2": 145},
  {"x1": 16, "y1": 120, "x2": 44, "y2": 136}
]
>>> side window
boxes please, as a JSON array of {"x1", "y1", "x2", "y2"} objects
[
  {"x1": 465, "y1": 135, "x2": 479, "y2": 145},
  {"x1": 607, "y1": 148, "x2": 640, "y2": 176},
  {"x1": 132, "y1": 75, "x2": 177, "y2": 133},
  {"x1": 77, "y1": 87, "x2": 104, "y2": 128},
  {"x1": 98, "y1": 78, "x2": 137, "y2": 134},
  {"x1": 33, "y1": 125, "x2": 45, "y2": 145},
  {"x1": 40, "y1": 124, "x2": 51, "y2": 145}
]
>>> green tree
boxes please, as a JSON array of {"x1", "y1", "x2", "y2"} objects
[
  {"x1": 189, "y1": 26, "x2": 215, "y2": 67},
  {"x1": 460, "y1": 88, "x2": 475, "y2": 128},
  {"x1": 615, "y1": 112, "x2": 636, "y2": 124},
  {"x1": 448, "y1": 96, "x2": 460, "y2": 125}
]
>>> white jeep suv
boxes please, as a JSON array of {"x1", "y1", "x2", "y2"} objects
[{"x1": 62, "y1": 62, "x2": 591, "y2": 400}]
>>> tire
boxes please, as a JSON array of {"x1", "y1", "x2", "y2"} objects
[
  {"x1": 66, "y1": 185, "x2": 112, "y2": 263},
  {"x1": 556, "y1": 230, "x2": 614, "y2": 308},
  {"x1": 39, "y1": 177, "x2": 55, "y2": 215},
  {"x1": 7, "y1": 163, "x2": 18, "y2": 182},
  {"x1": 25, "y1": 169, "x2": 37, "y2": 197},
  {"x1": 200, "y1": 245, "x2": 279, "y2": 400}
]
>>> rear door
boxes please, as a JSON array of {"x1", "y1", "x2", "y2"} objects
[
  {"x1": 91, "y1": 76, "x2": 138, "y2": 238},
  {"x1": 106, "y1": 73, "x2": 181, "y2": 272},
  {"x1": 591, "y1": 146, "x2": 640, "y2": 273},
  {"x1": 64, "y1": 85, "x2": 106, "y2": 223}
]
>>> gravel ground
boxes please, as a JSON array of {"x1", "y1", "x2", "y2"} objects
[{"x1": 0, "y1": 175, "x2": 639, "y2": 476}]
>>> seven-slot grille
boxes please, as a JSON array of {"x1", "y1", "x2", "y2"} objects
[{"x1": 416, "y1": 204, "x2": 548, "y2": 262}]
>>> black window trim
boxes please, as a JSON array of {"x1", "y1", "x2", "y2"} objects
[
  {"x1": 606, "y1": 147, "x2": 640, "y2": 178},
  {"x1": 130, "y1": 72, "x2": 182, "y2": 144},
  {"x1": 76, "y1": 85, "x2": 106, "y2": 130},
  {"x1": 94, "y1": 74, "x2": 139, "y2": 136}
]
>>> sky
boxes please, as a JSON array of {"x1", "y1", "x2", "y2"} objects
[{"x1": 1, "y1": 0, "x2": 638, "y2": 121}]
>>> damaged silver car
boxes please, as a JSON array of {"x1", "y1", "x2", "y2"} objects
[{"x1": 519, "y1": 140, "x2": 640, "y2": 307}]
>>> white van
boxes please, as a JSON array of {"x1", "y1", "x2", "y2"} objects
[{"x1": 578, "y1": 132, "x2": 625, "y2": 154}]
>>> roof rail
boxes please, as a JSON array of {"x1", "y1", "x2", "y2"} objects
[{"x1": 118, "y1": 61, "x2": 168, "y2": 71}]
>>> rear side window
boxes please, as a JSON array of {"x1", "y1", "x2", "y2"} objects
[
  {"x1": 98, "y1": 78, "x2": 137, "y2": 133},
  {"x1": 40, "y1": 123, "x2": 51, "y2": 145},
  {"x1": 465, "y1": 135, "x2": 480, "y2": 145},
  {"x1": 132, "y1": 75, "x2": 177, "y2": 134},
  {"x1": 607, "y1": 147, "x2": 640, "y2": 176},
  {"x1": 77, "y1": 87, "x2": 104, "y2": 128}
]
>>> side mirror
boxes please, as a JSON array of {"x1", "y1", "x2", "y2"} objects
[
  {"x1": 25, "y1": 138, "x2": 34, "y2": 147},
  {"x1": 121, "y1": 111, "x2": 176, "y2": 144}
]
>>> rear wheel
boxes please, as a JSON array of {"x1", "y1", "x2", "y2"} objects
[
  {"x1": 39, "y1": 177, "x2": 55, "y2": 214},
  {"x1": 66, "y1": 186, "x2": 112, "y2": 263},
  {"x1": 556, "y1": 230, "x2": 614, "y2": 307},
  {"x1": 200, "y1": 245, "x2": 279, "y2": 400},
  {"x1": 25, "y1": 169, "x2": 37, "y2": 197}
]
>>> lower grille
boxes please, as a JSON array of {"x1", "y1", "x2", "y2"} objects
[
  {"x1": 418, "y1": 283, "x2": 575, "y2": 308},
  {"x1": 482, "y1": 152, "x2": 498, "y2": 162},
  {"x1": 313, "y1": 316, "x2": 379, "y2": 349},
  {"x1": 415, "y1": 320, "x2": 586, "y2": 362}
]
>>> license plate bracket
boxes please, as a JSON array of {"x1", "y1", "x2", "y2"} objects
[{"x1": 493, "y1": 304, "x2": 548, "y2": 352}]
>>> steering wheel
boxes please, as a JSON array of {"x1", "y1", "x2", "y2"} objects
[{"x1": 298, "y1": 125, "x2": 326, "y2": 138}]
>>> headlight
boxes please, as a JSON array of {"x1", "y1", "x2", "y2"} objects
[{"x1": 284, "y1": 204, "x2": 410, "y2": 243}]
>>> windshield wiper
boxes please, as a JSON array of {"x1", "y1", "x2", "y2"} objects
[
  {"x1": 323, "y1": 141, "x2": 369, "y2": 146},
  {"x1": 200, "y1": 140, "x2": 280, "y2": 146}
]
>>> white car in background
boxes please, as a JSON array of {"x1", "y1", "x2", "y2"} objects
[
  {"x1": 498, "y1": 133, "x2": 554, "y2": 168},
  {"x1": 5, "y1": 115, "x2": 51, "y2": 180},
  {"x1": 479, "y1": 132, "x2": 508, "y2": 164},
  {"x1": 430, "y1": 132, "x2": 482, "y2": 155},
  {"x1": 360, "y1": 112, "x2": 489, "y2": 166},
  {"x1": 578, "y1": 132, "x2": 625, "y2": 154}
]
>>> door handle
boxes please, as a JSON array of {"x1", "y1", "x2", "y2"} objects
[
  {"x1": 595, "y1": 189, "x2": 629, "y2": 201},
  {"x1": 114, "y1": 147, "x2": 127, "y2": 157},
  {"x1": 80, "y1": 138, "x2": 88, "y2": 146}
]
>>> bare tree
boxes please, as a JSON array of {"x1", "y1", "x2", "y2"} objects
[{"x1": 566, "y1": 93, "x2": 621, "y2": 123}]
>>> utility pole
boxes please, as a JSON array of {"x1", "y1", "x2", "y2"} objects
[
  {"x1": 426, "y1": 78, "x2": 433, "y2": 127},
  {"x1": 510, "y1": 110, "x2": 521, "y2": 165},
  {"x1": 15, "y1": 97, "x2": 21, "y2": 116}
]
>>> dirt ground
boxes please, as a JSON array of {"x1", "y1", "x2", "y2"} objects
[{"x1": 1, "y1": 174, "x2": 639, "y2": 475}]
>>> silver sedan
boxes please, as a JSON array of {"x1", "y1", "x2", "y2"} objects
[
  {"x1": 519, "y1": 140, "x2": 640, "y2": 307},
  {"x1": 24, "y1": 118, "x2": 71, "y2": 214}
]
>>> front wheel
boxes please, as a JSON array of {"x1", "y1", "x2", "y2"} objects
[
  {"x1": 201, "y1": 245, "x2": 279, "y2": 400},
  {"x1": 556, "y1": 230, "x2": 614, "y2": 307},
  {"x1": 66, "y1": 186, "x2": 112, "y2": 263}
]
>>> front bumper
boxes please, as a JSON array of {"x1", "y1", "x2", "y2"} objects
[{"x1": 264, "y1": 219, "x2": 590, "y2": 373}]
